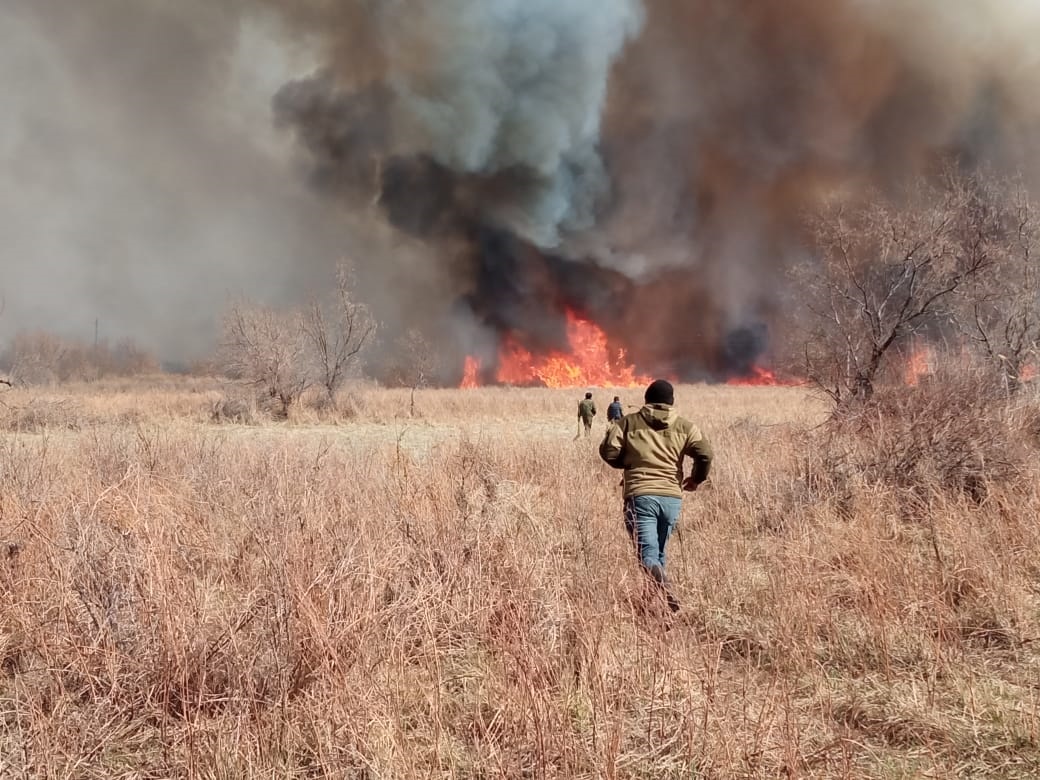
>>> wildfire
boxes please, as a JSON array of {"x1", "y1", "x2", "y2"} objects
[
  {"x1": 726, "y1": 365, "x2": 795, "y2": 387},
  {"x1": 904, "y1": 344, "x2": 936, "y2": 387},
  {"x1": 460, "y1": 356, "x2": 481, "y2": 389},
  {"x1": 462, "y1": 311, "x2": 653, "y2": 389}
]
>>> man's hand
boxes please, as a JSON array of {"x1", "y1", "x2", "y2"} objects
[{"x1": 682, "y1": 477, "x2": 701, "y2": 492}]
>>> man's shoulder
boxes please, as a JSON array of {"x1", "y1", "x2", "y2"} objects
[{"x1": 672, "y1": 414, "x2": 702, "y2": 437}]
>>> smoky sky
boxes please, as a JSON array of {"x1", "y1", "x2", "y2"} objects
[
  {"x1": 3, "y1": 0, "x2": 1040, "y2": 376},
  {"x1": 0, "y1": 0, "x2": 351, "y2": 360}
]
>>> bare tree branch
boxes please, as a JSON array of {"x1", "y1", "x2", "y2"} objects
[
  {"x1": 220, "y1": 302, "x2": 311, "y2": 419},
  {"x1": 794, "y1": 170, "x2": 990, "y2": 406},
  {"x1": 301, "y1": 261, "x2": 377, "y2": 404}
]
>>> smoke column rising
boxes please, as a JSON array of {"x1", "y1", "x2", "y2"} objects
[{"x1": 3, "y1": 0, "x2": 1040, "y2": 377}]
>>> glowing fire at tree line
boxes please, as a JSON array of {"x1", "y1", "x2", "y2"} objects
[
  {"x1": 460, "y1": 311, "x2": 792, "y2": 389},
  {"x1": 459, "y1": 313, "x2": 1011, "y2": 390}
]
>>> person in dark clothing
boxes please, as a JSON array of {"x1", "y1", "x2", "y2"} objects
[{"x1": 607, "y1": 396, "x2": 623, "y2": 422}]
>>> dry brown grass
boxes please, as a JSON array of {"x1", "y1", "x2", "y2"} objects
[{"x1": 1, "y1": 378, "x2": 1039, "y2": 777}]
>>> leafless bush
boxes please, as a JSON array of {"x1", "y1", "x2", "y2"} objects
[
  {"x1": 5, "y1": 330, "x2": 159, "y2": 385},
  {"x1": 103, "y1": 338, "x2": 162, "y2": 376},
  {"x1": 808, "y1": 360, "x2": 1027, "y2": 506},
  {"x1": 209, "y1": 395, "x2": 258, "y2": 425},
  {"x1": 8, "y1": 330, "x2": 68, "y2": 385},
  {"x1": 795, "y1": 171, "x2": 991, "y2": 406},
  {"x1": 0, "y1": 398, "x2": 85, "y2": 432},
  {"x1": 300, "y1": 262, "x2": 377, "y2": 405},
  {"x1": 393, "y1": 328, "x2": 444, "y2": 416},
  {"x1": 953, "y1": 174, "x2": 1040, "y2": 393},
  {"x1": 220, "y1": 303, "x2": 311, "y2": 419}
]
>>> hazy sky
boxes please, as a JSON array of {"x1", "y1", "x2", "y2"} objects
[{"x1": 0, "y1": 3, "x2": 350, "y2": 360}]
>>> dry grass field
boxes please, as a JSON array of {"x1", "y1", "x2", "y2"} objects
[{"x1": 1, "y1": 377, "x2": 1039, "y2": 778}]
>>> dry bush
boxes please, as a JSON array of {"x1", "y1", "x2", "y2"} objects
[
  {"x1": 220, "y1": 302, "x2": 311, "y2": 419},
  {"x1": 796, "y1": 169, "x2": 1040, "y2": 409},
  {"x1": 796, "y1": 173, "x2": 988, "y2": 405},
  {"x1": 218, "y1": 266, "x2": 376, "y2": 417},
  {"x1": 0, "y1": 397, "x2": 85, "y2": 432},
  {"x1": 101, "y1": 337, "x2": 162, "y2": 377},
  {"x1": 806, "y1": 363, "x2": 1031, "y2": 510},
  {"x1": 209, "y1": 394, "x2": 258, "y2": 425},
  {"x1": 7, "y1": 330, "x2": 68, "y2": 385},
  {"x1": 953, "y1": 174, "x2": 1040, "y2": 392},
  {"x1": 301, "y1": 262, "x2": 377, "y2": 405},
  {"x1": 4, "y1": 330, "x2": 160, "y2": 386}
]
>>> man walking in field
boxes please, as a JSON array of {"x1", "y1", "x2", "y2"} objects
[
  {"x1": 578, "y1": 391, "x2": 597, "y2": 436},
  {"x1": 599, "y1": 379, "x2": 712, "y2": 613},
  {"x1": 607, "y1": 396, "x2": 624, "y2": 423}
]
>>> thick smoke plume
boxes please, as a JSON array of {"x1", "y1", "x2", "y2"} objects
[
  {"x1": 272, "y1": 0, "x2": 1040, "y2": 381},
  {"x1": 4, "y1": 0, "x2": 1040, "y2": 378}
]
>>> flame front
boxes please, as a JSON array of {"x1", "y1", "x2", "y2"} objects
[
  {"x1": 726, "y1": 365, "x2": 790, "y2": 387},
  {"x1": 460, "y1": 356, "x2": 481, "y2": 389},
  {"x1": 904, "y1": 345, "x2": 936, "y2": 387},
  {"x1": 462, "y1": 311, "x2": 652, "y2": 389}
]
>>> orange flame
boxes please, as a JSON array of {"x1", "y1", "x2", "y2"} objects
[
  {"x1": 460, "y1": 356, "x2": 481, "y2": 389},
  {"x1": 904, "y1": 345, "x2": 935, "y2": 386},
  {"x1": 461, "y1": 311, "x2": 652, "y2": 389},
  {"x1": 727, "y1": 365, "x2": 793, "y2": 387}
]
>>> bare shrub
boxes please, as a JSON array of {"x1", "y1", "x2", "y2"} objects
[
  {"x1": 103, "y1": 337, "x2": 162, "y2": 376},
  {"x1": 953, "y1": 175, "x2": 1040, "y2": 393},
  {"x1": 209, "y1": 395, "x2": 258, "y2": 425},
  {"x1": 391, "y1": 328, "x2": 443, "y2": 417},
  {"x1": 5, "y1": 330, "x2": 160, "y2": 385},
  {"x1": 809, "y1": 360, "x2": 1026, "y2": 506},
  {"x1": 220, "y1": 303, "x2": 311, "y2": 419},
  {"x1": 301, "y1": 263, "x2": 377, "y2": 405},
  {"x1": 795, "y1": 172, "x2": 990, "y2": 406},
  {"x1": 0, "y1": 398, "x2": 85, "y2": 432},
  {"x1": 8, "y1": 330, "x2": 68, "y2": 385}
]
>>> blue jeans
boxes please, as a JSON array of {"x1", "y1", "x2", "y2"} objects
[{"x1": 624, "y1": 495, "x2": 682, "y2": 572}]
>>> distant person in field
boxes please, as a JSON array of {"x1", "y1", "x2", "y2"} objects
[
  {"x1": 599, "y1": 379, "x2": 713, "y2": 613},
  {"x1": 578, "y1": 391, "x2": 597, "y2": 436},
  {"x1": 607, "y1": 396, "x2": 624, "y2": 423}
]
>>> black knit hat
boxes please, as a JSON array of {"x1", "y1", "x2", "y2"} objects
[{"x1": 644, "y1": 379, "x2": 674, "y2": 405}]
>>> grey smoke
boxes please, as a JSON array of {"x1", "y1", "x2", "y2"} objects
[
  {"x1": 4, "y1": 0, "x2": 1040, "y2": 378},
  {"x1": 387, "y1": 0, "x2": 642, "y2": 246},
  {"x1": 275, "y1": 0, "x2": 643, "y2": 248},
  {"x1": 0, "y1": 0, "x2": 349, "y2": 361}
]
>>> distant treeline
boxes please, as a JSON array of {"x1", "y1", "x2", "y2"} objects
[{"x1": 0, "y1": 331, "x2": 161, "y2": 385}]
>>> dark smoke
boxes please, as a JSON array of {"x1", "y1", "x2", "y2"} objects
[
  {"x1": 4, "y1": 0, "x2": 1040, "y2": 378},
  {"x1": 270, "y1": 0, "x2": 1040, "y2": 382}
]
